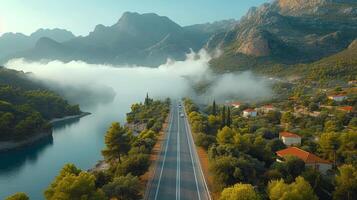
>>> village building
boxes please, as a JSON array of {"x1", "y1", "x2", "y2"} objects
[
  {"x1": 328, "y1": 94, "x2": 347, "y2": 102},
  {"x1": 276, "y1": 147, "x2": 332, "y2": 174},
  {"x1": 231, "y1": 102, "x2": 242, "y2": 109},
  {"x1": 243, "y1": 108, "x2": 257, "y2": 118},
  {"x1": 279, "y1": 131, "x2": 301, "y2": 146},
  {"x1": 338, "y1": 106, "x2": 353, "y2": 113},
  {"x1": 260, "y1": 104, "x2": 276, "y2": 113}
]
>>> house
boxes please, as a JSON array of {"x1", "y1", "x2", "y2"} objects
[
  {"x1": 348, "y1": 80, "x2": 357, "y2": 85},
  {"x1": 243, "y1": 109, "x2": 257, "y2": 118},
  {"x1": 328, "y1": 94, "x2": 347, "y2": 102},
  {"x1": 231, "y1": 102, "x2": 242, "y2": 109},
  {"x1": 338, "y1": 106, "x2": 353, "y2": 113},
  {"x1": 279, "y1": 131, "x2": 301, "y2": 146},
  {"x1": 276, "y1": 147, "x2": 332, "y2": 174},
  {"x1": 260, "y1": 104, "x2": 276, "y2": 113}
]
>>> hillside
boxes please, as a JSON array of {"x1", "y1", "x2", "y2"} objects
[
  {"x1": 0, "y1": 67, "x2": 81, "y2": 142},
  {"x1": 209, "y1": 0, "x2": 357, "y2": 73}
]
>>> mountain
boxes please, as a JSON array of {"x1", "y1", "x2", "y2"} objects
[
  {"x1": 209, "y1": 0, "x2": 357, "y2": 72},
  {"x1": 2, "y1": 12, "x2": 235, "y2": 66},
  {"x1": 0, "y1": 29, "x2": 75, "y2": 58}
]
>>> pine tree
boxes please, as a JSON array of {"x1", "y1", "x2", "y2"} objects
[
  {"x1": 221, "y1": 106, "x2": 226, "y2": 128},
  {"x1": 212, "y1": 100, "x2": 217, "y2": 116}
]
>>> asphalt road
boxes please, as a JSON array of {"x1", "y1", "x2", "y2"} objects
[{"x1": 145, "y1": 100, "x2": 211, "y2": 200}]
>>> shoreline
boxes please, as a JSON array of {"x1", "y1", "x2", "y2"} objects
[{"x1": 0, "y1": 112, "x2": 91, "y2": 152}]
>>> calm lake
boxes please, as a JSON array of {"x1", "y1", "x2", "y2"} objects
[{"x1": 0, "y1": 98, "x2": 132, "y2": 200}]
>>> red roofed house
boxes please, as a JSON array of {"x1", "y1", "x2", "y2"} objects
[
  {"x1": 260, "y1": 104, "x2": 276, "y2": 113},
  {"x1": 276, "y1": 147, "x2": 332, "y2": 174},
  {"x1": 243, "y1": 108, "x2": 257, "y2": 118},
  {"x1": 328, "y1": 94, "x2": 347, "y2": 102},
  {"x1": 279, "y1": 131, "x2": 301, "y2": 146},
  {"x1": 231, "y1": 102, "x2": 242, "y2": 109},
  {"x1": 338, "y1": 106, "x2": 353, "y2": 113}
]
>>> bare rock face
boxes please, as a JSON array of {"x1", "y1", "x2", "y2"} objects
[
  {"x1": 237, "y1": 30, "x2": 270, "y2": 57},
  {"x1": 278, "y1": 0, "x2": 327, "y2": 14}
]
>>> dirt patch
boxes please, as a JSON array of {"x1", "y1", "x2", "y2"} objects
[{"x1": 140, "y1": 116, "x2": 169, "y2": 196}]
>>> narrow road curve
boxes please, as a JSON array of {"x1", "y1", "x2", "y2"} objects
[{"x1": 145, "y1": 100, "x2": 211, "y2": 200}]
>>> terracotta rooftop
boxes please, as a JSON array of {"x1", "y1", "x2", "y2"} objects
[
  {"x1": 231, "y1": 102, "x2": 241, "y2": 106},
  {"x1": 244, "y1": 108, "x2": 256, "y2": 112},
  {"x1": 338, "y1": 106, "x2": 353, "y2": 112},
  {"x1": 329, "y1": 94, "x2": 347, "y2": 97},
  {"x1": 276, "y1": 147, "x2": 331, "y2": 164},
  {"x1": 279, "y1": 131, "x2": 301, "y2": 138},
  {"x1": 263, "y1": 104, "x2": 274, "y2": 108}
]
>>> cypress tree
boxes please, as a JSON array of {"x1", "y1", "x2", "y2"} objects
[
  {"x1": 212, "y1": 100, "x2": 217, "y2": 116},
  {"x1": 221, "y1": 106, "x2": 226, "y2": 128},
  {"x1": 226, "y1": 107, "x2": 231, "y2": 127},
  {"x1": 145, "y1": 93, "x2": 149, "y2": 106}
]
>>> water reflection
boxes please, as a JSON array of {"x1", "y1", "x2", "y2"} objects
[{"x1": 0, "y1": 135, "x2": 53, "y2": 176}]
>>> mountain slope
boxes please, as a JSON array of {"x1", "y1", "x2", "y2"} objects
[
  {"x1": 3, "y1": 12, "x2": 235, "y2": 66},
  {"x1": 209, "y1": 0, "x2": 357, "y2": 72}
]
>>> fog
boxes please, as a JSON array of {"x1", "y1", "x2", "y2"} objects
[{"x1": 5, "y1": 50, "x2": 273, "y2": 109}]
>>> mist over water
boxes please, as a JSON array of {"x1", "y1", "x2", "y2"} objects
[
  {"x1": 5, "y1": 50, "x2": 272, "y2": 106},
  {"x1": 1, "y1": 50, "x2": 273, "y2": 199}
]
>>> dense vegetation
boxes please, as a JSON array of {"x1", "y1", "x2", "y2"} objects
[
  {"x1": 184, "y1": 89, "x2": 356, "y2": 200},
  {"x1": 0, "y1": 67, "x2": 81, "y2": 141},
  {"x1": 5, "y1": 96, "x2": 170, "y2": 199}
]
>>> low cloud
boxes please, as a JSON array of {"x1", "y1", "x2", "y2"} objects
[{"x1": 5, "y1": 50, "x2": 273, "y2": 108}]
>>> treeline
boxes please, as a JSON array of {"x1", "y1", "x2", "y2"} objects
[
  {"x1": 184, "y1": 98, "x2": 356, "y2": 200},
  {"x1": 0, "y1": 68, "x2": 81, "y2": 141},
  {"x1": 5, "y1": 96, "x2": 170, "y2": 200}
]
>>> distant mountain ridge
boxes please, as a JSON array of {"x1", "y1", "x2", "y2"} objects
[
  {"x1": 0, "y1": 12, "x2": 236, "y2": 66},
  {"x1": 0, "y1": 28, "x2": 75, "y2": 58}
]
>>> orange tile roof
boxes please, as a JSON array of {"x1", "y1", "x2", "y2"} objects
[
  {"x1": 276, "y1": 147, "x2": 331, "y2": 164},
  {"x1": 329, "y1": 94, "x2": 347, "y2": 98},
  {"x1": 339, "y1": 106, "x2": 353, "y2": 112},
  {"x1": 231, "y1": 102, "x2": 241, "y2": 106},
  {"x1": 263, "y1": 104, "x2": 274, "y2": 108},
  {"x1": 279, "y1": 131, "x2": 301, "y2": 138}
]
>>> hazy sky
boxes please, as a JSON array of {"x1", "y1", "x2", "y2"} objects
[{"x1": 0, "y1": 0, "x2": 268, "y2": 36}]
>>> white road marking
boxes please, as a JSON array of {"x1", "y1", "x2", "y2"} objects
[
  {"x1": 176, "y1": 106, "x2": 181, "y2": 200},
  {"x1": 154, "y1": 105, "x2": 174, "y2": 200},
  {"x1": 183, "y1": 106, "x2": 212, "y2": 200},
  {"x1": 184, "y1": 112, "x2": 201, "y2": 200}
]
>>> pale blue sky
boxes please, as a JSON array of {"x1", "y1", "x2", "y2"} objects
[{"x1": 0, "y1": 0, "x2": 269, "y2": 36}]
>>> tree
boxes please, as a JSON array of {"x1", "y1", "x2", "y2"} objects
[
  {"x1": 319, "y1": 132, "x2": 339, "y2": 166},
  {"x1": 226, "y1": 107, "x2": 232, "y2": 127},
  {"x1": 5, "y1": 193, "x2": 29, "y2": 200},
  {"x1": 44, "y1": 164, "x2": 105, "y2": 200},
  {"x1": 281, "y1": 112, "x2": 294, "y2": 128},
  {"x1": 207, "y1": 115, "x2": 221, "y2": 134},
  {"x1": 210, "y1": 156, "x2": 240, "y2": 190},
  {"x1": 102, "y1": 122, "x2": 131, "y2": 163},
  {"x1": 115, "y1": 153, "x2": 149, "y2": 176},
  {"x1": 217, "y1": 126, "x2": 235, "y2": 145},
  {"x1": 213, "y1": 100, "x2": 217, "y2": 116},
  {"x1": 268, "y1": 177, "x2": 318, "y2": 200},
  {"x1": 220, "y1": 183, "x2": 260, "y2": 200},
  {"x1": 333, "y1": 165, "x2": 357, "y2": 200},
  {"x1": 338, "y1": 131, "x2": 357, "y2": 165},
  {"x1": 221, "y1": 106, "x2": 226, "y2": 128},
  {"x1": 102, "y1": 174, "x2": 142, "y2": 200},
  {"x1": 144, "y1": 93, "x2": 150, "y2": 106}
]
